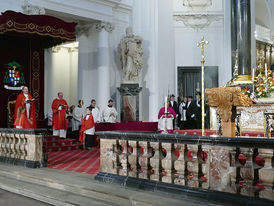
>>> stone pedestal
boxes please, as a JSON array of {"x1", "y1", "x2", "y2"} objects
[{"x1": 117, "y1": 84, "x2": 142, "y2": 122}]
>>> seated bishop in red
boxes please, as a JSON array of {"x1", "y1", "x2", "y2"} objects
[
  {"x1": 14, "y1": 86, "x2": 36, "y2": 129},
  {"x1": 52, "y1": 92, "x2": 69, "y2": 138}
]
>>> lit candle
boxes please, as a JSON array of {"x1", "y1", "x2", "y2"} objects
[
  {"x1": 252, "y1": 68, "x2": 255, "y2": 82},
  {"x1": 164, "y1": 96, "x2": 168, "y2": 113},
  {"x1": 265, "y1": 63, "x2": 268, "y2": 77}
]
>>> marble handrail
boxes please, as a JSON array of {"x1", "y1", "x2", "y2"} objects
[
  {"x1": 0, "y1": 128, "x2": 47, "y2": 168},
  {"x1": 97, "y1": 131, "x2": 274, "y2": 201}
]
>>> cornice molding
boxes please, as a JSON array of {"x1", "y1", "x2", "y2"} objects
[
  {"x1": 28, "y1": 0, "x2": 132, "y2": 24},
  {"x1": 255, "y1": 24, "x2": 273, "y2": 44},
  {"x1": 173, "y1": 12, "x2": 223, "y2": 30},
  {"x1": 182, "y1": 0, "x2": 212, "y2": 11}
]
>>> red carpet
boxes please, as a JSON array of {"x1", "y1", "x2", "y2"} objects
[{"x1": 47, "y1": 148, "x2": 100, "y2": 175}]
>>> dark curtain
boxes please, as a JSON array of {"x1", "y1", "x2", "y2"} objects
[
  {"x1": 0, "y1": 10, "x2": 76, "y2": 48},
  {"x1": 178, "y1": 68, "x2": 201, "y2": 100},
  {"x1": 177, "y1": 66, "x2": 219, "y2": 101}
]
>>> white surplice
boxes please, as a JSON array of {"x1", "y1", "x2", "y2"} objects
[{"x1": 102, "y1": 106, "x2": 118, "y2": 123}]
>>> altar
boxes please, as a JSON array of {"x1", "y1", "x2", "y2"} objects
[{"x1": 210, "y1": 102, "x2": 274, "y2": 137}]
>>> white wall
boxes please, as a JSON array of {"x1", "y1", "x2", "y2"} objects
[
  {"x1": 0, "y1": 0, "x2": 23, "y2": 13},
  {"x1": 173, "y1": 0, "x2": 231, "y2": 87},
  {"x1": 44, "y1": 47, "x2": 78, "y2": 116},
  {"x1": 132, "y1": 0, "x2": 175, "y2": 121}
]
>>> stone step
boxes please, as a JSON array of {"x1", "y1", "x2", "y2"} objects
[
  {"x1": 0, "y1": 164, "x2": 207, "y2": 206},
  {"x1": 0, "y1": 175, "x2": 117, "y2": 206}
]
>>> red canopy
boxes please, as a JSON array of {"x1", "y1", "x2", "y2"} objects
[{"x1": 0, "y1": 10, "x2": 77, "y2": 47}]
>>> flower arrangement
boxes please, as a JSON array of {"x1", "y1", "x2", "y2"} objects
[
  {"x1": 254, "y1": 68, "x2": 273, "y2": 98},
  {"x1": 242, "y1": 68, "x2": 274, "y2": 99},
  {"x1": 254, "y1": 74, "x2": 268, "y2": 98},
  {"x1": 242, "y1": 87, "x2": 251, "y2": 97},
  {"x1": 266, "y1": 69, "x2": 274, "y2": 93}
]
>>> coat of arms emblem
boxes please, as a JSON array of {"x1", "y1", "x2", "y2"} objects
[{"x1": 3, "y1": 61, "x2": 26, "y2": 90}]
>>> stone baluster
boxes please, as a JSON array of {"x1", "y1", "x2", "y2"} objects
[
  {"x1": 150, "y1": 142, "x2": 162, "y2": 181},
  {"x1": 22, "y1": 134, "x2": 28, "y2": 159},
  {"x1": 161, "y1": 143, "x2": 175, "y2": 183},
  {"x1": 239, "y1": 148, "x2": 255, "y2": 197},
  {"x1": 186, "y1": 145, "x2": 199, "y2": 188},
  {"x1": 0, "y1": 132, "x2": 3, "y2": 157},
  {"x1": 18, "y1": 133, "x2": 25, "y2": 159},
  {"x1": 258, "y1": 149, "x2": 274, "y2": 200},
  {"x1": 118, "y1": 140, "x2": 128, "y2": 176},
  {"x1": 229, "y1": 147, "x2": 238, "y2": 194},
  {"x1": 14, "y1": 133, "x2": 20, "y2": 159},
  {"x1": 200, "y1": 145, "x2": 210, "y2": 189},
  {"x1": 6, "y1": 133, "x2": 12, "y2": 158},
  {"x1": 10, "y1": 133, "x2": 16, "y2": 159},
  {"x1": 128, "y1": 141, "x2": 138, "y2": 178},
  {"x1": 174, "y1": 143, "x2": 185, "y2": 185},
  {"x1": 138, "y1": 141, "x2": 150, "y2": 179},
  {"x1": 100, "y1": 139, "x2": 118, "y2": 174},
  {"x1": 2, "y1": 133, "x2": 7, "y2": 157}
]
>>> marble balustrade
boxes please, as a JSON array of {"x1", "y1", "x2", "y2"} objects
[
  {"x1": 97, "y1": 131, "x2": 274, "y2": 201},
  {"x1": 0, "y1": 128, "x2": 47, "y2": 168}
]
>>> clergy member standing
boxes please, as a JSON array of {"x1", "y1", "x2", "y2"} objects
[
  {"x1": 102, "y1": 99, "x2": 118, "y2": 123},
  {"x1": 90, "y1": 99, "x2": 101, "y2": 123},
  {"x1": 72, "y1": 100, "x2": 85, "y2": 141},
  {"x1": 179, "y1": 96, "x2": 188, "y2": 129},
  {"x1": 169, "y1": 94, "x2": 179, "y2": 129},
  {"x1": 195, "y1": 92, "x2": 202, "y2": 129},
  {"x1": 79, "y1": 106, "x2": 95, "y2": 149},
  {"x1": 158, "y1": 100, "x2": 176, "y2": 134},
  {"x1": 52, "y1": 92, "x2": 69, "y2": 138},
  {"x1": 14, "y1": 86, "x2": 36, "y2": 128},
  {"x1": 186, "y1": 96, "x2": 196, "y2": 129}
]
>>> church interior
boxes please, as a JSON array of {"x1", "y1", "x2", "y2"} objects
[{"x1": 0, "y1": 0, "x2": 273, "y2": 205}]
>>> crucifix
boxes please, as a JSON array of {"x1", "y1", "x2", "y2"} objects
[{"x1": 197, "y1": 36, "x2": 209, "y2": 136}]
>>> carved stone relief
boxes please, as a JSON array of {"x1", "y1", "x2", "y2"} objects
[{"x1": 22, "y1": 0, "x2": 45, "y2": 15}]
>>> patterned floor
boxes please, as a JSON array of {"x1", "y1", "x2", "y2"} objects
[{"x1": 47, "y1": 147, "x2": 100, "y2": 175}]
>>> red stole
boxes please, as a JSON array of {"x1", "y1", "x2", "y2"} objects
[
  {"x1": 52, "y1": 98, "x2": 68, "y2": 130},
  {"x1": 14, "y1": 92, "x2": 36, "y2": 128},
  {"x1": 79, "y1": 114, "x2": 95, "y2": 143},
  {"x1": 14, "y1": 113, "x2": 32, "y2": 129}
]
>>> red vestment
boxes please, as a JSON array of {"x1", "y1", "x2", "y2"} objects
[
  {"x1": 52, "y1": 98, "x2": 68, "y2": 130},
  {"x1": 14, "y1": 92, "x2": 36, "y2": 128},
  {"x1": 79, "y1": 114, "x2": 95, "y2": 143},
  {"x1": 14, "y1": 113, "x2": 32, "y2": 129}
]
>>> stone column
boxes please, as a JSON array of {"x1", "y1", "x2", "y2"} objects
[
  {"x1": 95, "y1": 22, "x2": 114, "y2": 110},
  {"x1": 231, "y1": 0, "x2": 251, "y2": 77},
  {"x1": 77, "y1": 24, "x2": 95, "y2": 105}
]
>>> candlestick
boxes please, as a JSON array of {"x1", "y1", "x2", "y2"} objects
[
  {"x1": 164, "y1": 96, "x2": 168, "y2": 113},
  {"x1": 252, "y1": 68, "x2": 255, "y2": 82},
  {"x1": 197, "y1": 36, "x2": 209, "y2": 136},
  {"x1": 265, "y1": 63, "x2": 268, "y2": 77}
]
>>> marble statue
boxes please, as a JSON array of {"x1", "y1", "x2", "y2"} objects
[{"x1": 118, "y1": 27, "x2": 143, "y2": 82}]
